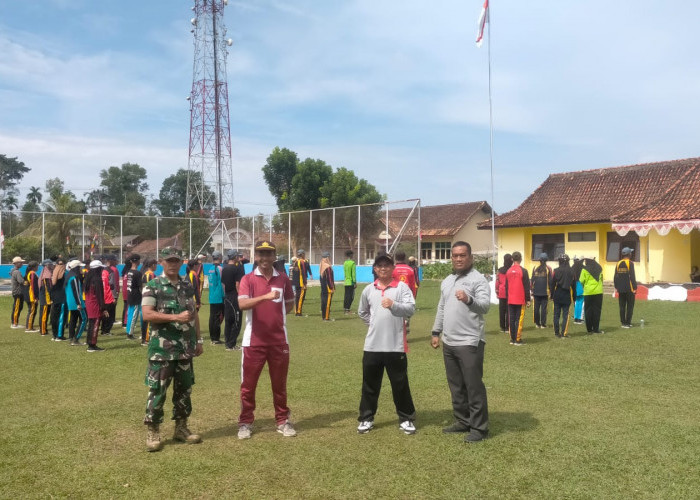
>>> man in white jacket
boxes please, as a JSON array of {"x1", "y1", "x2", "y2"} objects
[{"x1": 357, "y1": 253, "x2": 416, "y2": 435}]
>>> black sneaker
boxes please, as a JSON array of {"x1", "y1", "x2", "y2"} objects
[
  {"x1": 87, "y1": 345, "x2": 105, "y2": 352},
  {"x1": 442, "y1": 422, "x2": 470, "y2": 434},
  {"x1": 126, "y1": 334, "x2": 135, "y2": 340},
  {"x1": 464, "y1": 430, "x2": 488, "y2": 443}
]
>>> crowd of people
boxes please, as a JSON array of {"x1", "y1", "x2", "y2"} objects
[
  {"x1": 494, "y1": 247, "x2": 639, "y2": 344},
  {"x1": 8, "y1": 240, "x2": 643, "y2": 452}
]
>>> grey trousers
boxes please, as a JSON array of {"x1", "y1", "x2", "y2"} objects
[{"x1": 443, "y1": 341, "x2": 489, "y2": 435}]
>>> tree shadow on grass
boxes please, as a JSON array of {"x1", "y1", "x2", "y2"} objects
[{"x1": 418, "y1": 409, "x2": 539, "y2": 437}]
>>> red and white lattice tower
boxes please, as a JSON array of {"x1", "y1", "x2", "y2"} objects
[{"x1": 186, "y1": 0, "x2": 234, "y2": 216}]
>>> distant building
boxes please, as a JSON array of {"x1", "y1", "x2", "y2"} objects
[
  {"x1": 479, "y1": 158, "x2": 700, "y2": 283},
  {"x1": 385, "y1": 202, "x2": 495, "y2": 263}
]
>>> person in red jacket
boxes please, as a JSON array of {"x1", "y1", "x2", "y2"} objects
[
  {"x1": 392, "y1": 251, "x2": 417, "y2": 297},
  {"x1": 505, "y1": 251, "x2": 530, "y2": 345},
  {"x1": 495, "y1": 253, "x2": 513, "y2": 333},
  {"x1": 392, "y1": 251, "x2": 417, "y2": 333}
]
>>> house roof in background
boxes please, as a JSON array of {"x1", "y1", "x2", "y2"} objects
[
  {"x1": 389, "y1": 201, "x2": 491, "y2": 237},
  {"x1": 482, "y1": 158, "x2": 700, "y2": 228}
]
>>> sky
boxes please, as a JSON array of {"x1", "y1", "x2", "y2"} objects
[{"x1": 1, "y1": 0, "x2": 699, "y2": 216}]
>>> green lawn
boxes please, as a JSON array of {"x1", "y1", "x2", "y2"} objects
[{"x1": 1, "y1": 282, "x2": 699, "y2": 499}]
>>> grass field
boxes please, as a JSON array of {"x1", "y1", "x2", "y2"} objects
[{"x1": 1, "y1": 281, "x2": 699, "y2": 499}]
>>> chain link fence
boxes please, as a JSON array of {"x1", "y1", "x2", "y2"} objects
[{"x1": 0, "y1": 199, "x2": 421, "y2": 266}]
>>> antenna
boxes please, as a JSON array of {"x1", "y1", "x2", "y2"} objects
[{"x1": 186, "y1": 0, "x2": 234, "y2": 217}]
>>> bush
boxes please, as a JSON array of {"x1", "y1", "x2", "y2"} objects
[{"x1": 421, "y1": 256, "x2": 495, "y2": 281}]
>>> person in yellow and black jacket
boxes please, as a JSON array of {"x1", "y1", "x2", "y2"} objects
[
  {"x1": 614, "y1": 247, "x2": 637, "y2": 329},
  {"x1": 186, "y1": 260, "x2": 202, "y2": 312},
  {"x1": 291, "y1": 249, "x2": 313, "y2": 316},
  {"x1": 319, "y1": 252, "x2": 335, "y2": 321},
  {"x1": 24, "y1": 261, "x2": 40, "y2": 332},
  {"x1": 38, "y1": 259, "x2": 55, "y2": 336},
  {"x1": 531, "y1": 253, "x2": 553, "y2": 329}
]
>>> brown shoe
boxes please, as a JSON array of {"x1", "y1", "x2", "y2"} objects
[
  {"x1": 146, "y1": 423, "x2": 163, "y2": 452},
  {"x1": 174, "y1": 419, "x2": 202, "y2": 444}
]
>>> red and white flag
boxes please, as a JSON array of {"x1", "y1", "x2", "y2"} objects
[
  {"x1": 476, "y1": 0, "x2": 489, "y2": 48},
  {"x1": 0, "y1": 229, "x2": 4, "y2": 249}
]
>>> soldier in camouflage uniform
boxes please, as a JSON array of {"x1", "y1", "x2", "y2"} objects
[{"x1": 142, "y1": 247, "x2": 204, "y2": 452}]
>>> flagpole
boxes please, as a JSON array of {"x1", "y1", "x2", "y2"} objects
[{"x1": 486, "y1": 2, "x2": 497, "y2": 277}]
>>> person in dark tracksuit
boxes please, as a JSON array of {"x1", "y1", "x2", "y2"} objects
[
  {"x1": 614, "y1": 247, "x2": 637, "y2": 328},
  {"x1": 125, "y1": 254, "x2": 143, "y2": 341},
  {"x1": 494, "y1": 253, "x2": 512, "y2": 333},
  {"x1": 50, "y1": 257, "x2": 69, "y2": 341},
  {"x1": 319, "y1": 252, "x2": 335, "y2": 321},
  {"x1": 38, "y1": 259, "x2": 54, "y2": 336},
  {"x1": 65, "y1": 260, "x2": 87, "y2": 345},
  {"x1": 531, "y1": 253, "x2": 553, "y2": 329},
  {"x1": 10, "y1": 256, "x2": 26, "y2": 328},
  {"x1": 24, "y1": 262, "x2": 40, "y2": 332},
  {"x1": 222, "y1": 250, "x2": 245, "y2": 350},
  {"x1": 291, "y1": 249, "x2": 312, "y2": 316},
  {"x1": 551, "y1": 254, "x2": 575, "y2": 338}
]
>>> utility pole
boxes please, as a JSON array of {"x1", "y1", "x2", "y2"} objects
[{"x1": 186, "y1": 0, "x2": 235, "y2": 217}]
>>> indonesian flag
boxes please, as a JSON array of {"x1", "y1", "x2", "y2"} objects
[
  {"x1": 0, "y1": 230, "x2": 4, "y2": 249},
  {"x1": 476, "y1": 0, "x2": 489, "y2": 48}
]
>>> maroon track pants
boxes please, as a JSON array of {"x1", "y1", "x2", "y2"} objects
[{"x1": 239, "y1": 344, "x2": 290, "y2": 426}]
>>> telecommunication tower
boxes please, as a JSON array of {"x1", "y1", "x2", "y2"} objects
[{"x1": 186, "y1": 0, "x2": 234, "y2": 216}]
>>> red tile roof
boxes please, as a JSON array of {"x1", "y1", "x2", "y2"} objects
[
  {"x1": 481, "y1": 158, "x2": 700, "y2": 228},
  {"x1": 389, "y1": 201, "x2": 492, "y2": 237}
]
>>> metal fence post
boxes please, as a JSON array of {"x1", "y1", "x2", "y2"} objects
[{"x1": 41, "y1": 213, "x2": 45, "y2": 262}]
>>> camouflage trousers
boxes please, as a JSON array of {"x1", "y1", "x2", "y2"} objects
[{"x1": 143, "y1": 359, "x2": 195, "y2": 424}]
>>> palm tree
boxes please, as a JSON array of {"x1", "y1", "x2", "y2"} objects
[{"x1": 27, "y1": 186, "x2": 42, "y2": 206}]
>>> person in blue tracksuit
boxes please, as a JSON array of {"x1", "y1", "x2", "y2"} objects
[
  {"x1": 207, "y1": 251, "x2": 225, "y2": 344},
  {"x1": 65, "y1": 260, "x2": 87, "y2": 346},
  {"x1": 572, "y1": 256, "x2": 584, "y2": 324}
]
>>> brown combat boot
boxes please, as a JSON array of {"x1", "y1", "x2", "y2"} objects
[
  {"x1": 146, "y1": 423, "x2": 163, "y2": 452},
  {"x1": 174, "y1": 419, "x2": 202, "y2": 444}
]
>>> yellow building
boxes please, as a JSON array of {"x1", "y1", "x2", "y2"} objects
[{"x1": 479, "y1": 158, "x2": 700, "y2": 284}]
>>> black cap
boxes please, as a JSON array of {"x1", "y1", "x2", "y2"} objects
[{"x1": 373, "y1": 254, "x2": 394, "y2": 266}]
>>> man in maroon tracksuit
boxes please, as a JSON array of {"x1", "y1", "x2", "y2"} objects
[
  {"x1": 236, "y1": 241, "x2": 296, "y2": 440},
  {"x1": 505, "y1": 251, "x2": 530, "y2": 345}
]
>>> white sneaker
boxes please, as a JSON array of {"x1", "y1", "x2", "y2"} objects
[
  {"x1": 277, "y1": 421, "x2": 297, "y2": 437},
  {"x1": 357, "y1": 421, "x2": 374, "y2": 434},
  {"x1": 237, "y1": 424, "x2": 252, "y2": 440},
  {"x1": 399, "y1": 421, "x2": 416, "y2": 435}
]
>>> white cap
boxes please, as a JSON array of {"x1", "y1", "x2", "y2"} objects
[{"x1": 89, "y1": 260, "x2": 103, "y2": 269}]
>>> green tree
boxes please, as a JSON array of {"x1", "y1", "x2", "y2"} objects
[
  {"x1": 41, "y1": 178, "x2": 85, "y2": 255},
  {"x1": 287, "y1": 158, "x2": 333, "y2": 210},
  {"x1": 262, "y1": 147, "x2": 299, "y2": 211},
  {"x1": 94, "y1": 163, "x2": 149, "y2": 216},
  {"x1": 155, "y1": 169, "x2": 214, "y2": 217},
  {"x1": 26, "y1": 186, "x2": 42, "y2": 206},
  {"x1": 3, "y1": 236, "x2": 44, "y2": 263},
  {"x1": 0, "y1": 155, "x2": 30, "y2": 206}
]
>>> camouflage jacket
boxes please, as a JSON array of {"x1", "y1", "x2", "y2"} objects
[{"x1": 142, "y1": 275, "x2": 197, "y2": 361}]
